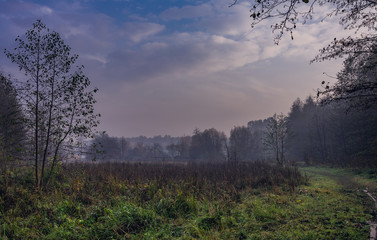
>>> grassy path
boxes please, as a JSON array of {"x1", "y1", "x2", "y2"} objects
[
  {"x1": 302, "y1": 167, "x2": 366, "y2": 190},
  {"x1": 301, "y1": 167, "x2": 377, "y2": 239}
]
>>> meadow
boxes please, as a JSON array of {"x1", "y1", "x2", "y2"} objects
[{"x1": 0, "y1": 162, "x2": 375, "y2": 239}]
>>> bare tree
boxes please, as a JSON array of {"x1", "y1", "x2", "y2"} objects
[
  {"x1": 4, "y1": 20, "x2": 99, "y2": 188},
  {"x1": 264, "y1": 113, "x2": 289, "y2": 165},
  {"x1": 232, "y1": 0, "x2": 377, "y2": 58}
]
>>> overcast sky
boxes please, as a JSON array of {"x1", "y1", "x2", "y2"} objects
[{"x1": 0, "y1": 0, "x2": 349, "y2": 137}]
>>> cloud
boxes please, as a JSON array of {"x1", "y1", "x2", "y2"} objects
[
  {"x1": 160, "y1": 0, "x2": 252, "y2": 37},
  {"x1": 160, "y1": 3, "x2": 213, "y2": 20},
  {"x1": 121, "y1": 22, "x2": 165, "y2": 42},
  {"x1": 95, "y1": 55, "x2": 333, "y2": 137},
  {"x1": 38, "y1": 6, "x2": 53, "y2": 15},
  {"x1": 200, "y1": 0, "x2": 252, "y2": 36},
  {"x1": 101, "y1": 31, "x2": 261, "y2": 85},
  {"x1": 283, "y1": 19, "x2": 355, "y2": 60},
  {"x1": 0, "y1": 0, "x2": 348, "y2": 137}
]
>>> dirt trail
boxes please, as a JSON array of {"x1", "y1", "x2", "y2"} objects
[
  {"x1": 304, "y1": 169, "x2": 377, "y2": 239},
  {"x1": 364, "y1": 188, "x2": 377, "y2": 240}
]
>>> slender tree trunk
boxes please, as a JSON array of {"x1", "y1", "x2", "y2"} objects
[
  {"x1": 281, "y1": 135, "x2": 284, "y2": 165},
  {"x1": 224, "y1": 141, "x2": 230, "y2": 163},
  {"x1": 45, "y1": 141, "x2": 61, "y2": 189},
  {"x1": 41, "y1": 61, "x2": 56, "y2": 188},
  {"x1": 45, "y1": 99, "x2": 76, "y2": 188},
  {"x1": 275, "y1": 124, "x2": 279, "y2": 164},
  {"x1": 35, "y1": 39, "x2": 41, "y2": 188},
  {"x1": 0, "y1": 136, "x2": 5, "y2": 175},
  {"x1": 321, "y1": 121, "x2": 328, "y2": 163}
]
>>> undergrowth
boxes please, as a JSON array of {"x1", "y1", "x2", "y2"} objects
[{"x1": 0, "y1": 162, "x2": 373, "y2": 239}]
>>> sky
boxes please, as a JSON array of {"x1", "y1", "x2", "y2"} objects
[{"x1": 0, "y1": 0, "x2": 349, "y2": 137}]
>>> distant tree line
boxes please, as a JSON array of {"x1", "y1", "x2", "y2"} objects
[
  {"x1": 87, "y1": 47, "x2": 377, "y2": 167},
  {"x1": 86, "y1": 133, "x2": 172, "y2": 162},
  {"x1": 86, "y1": 123, "x2": 269, "y2": 164}
]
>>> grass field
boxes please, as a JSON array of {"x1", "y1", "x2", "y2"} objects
[{"x1": 0, "y1": 162, "x2": 376, "y2": 239}]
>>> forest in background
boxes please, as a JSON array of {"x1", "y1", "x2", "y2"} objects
[{"x1": 85, "y1": 92, "x2": 377, "y2": 168}]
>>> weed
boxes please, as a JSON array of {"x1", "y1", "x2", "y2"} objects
[{"x1": 0, "y1": 163, "x2": 373, "y2": 239}]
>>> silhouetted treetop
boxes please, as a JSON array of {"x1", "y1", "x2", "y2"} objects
[{"x1": 233, "y1": 0, "x2": 377, "y2": 61}]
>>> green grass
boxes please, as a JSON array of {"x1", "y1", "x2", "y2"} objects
[{"x1": 0, "y1": 163, "x2": 375, "y2": 239}]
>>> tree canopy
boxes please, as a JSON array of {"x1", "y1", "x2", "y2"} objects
[
  {"x1": 233, "y1": 0, "x2": 377, "y2": 60},
  {"x1": 233, "y1": 0, "x2": 377, "y2": 107},
  {"x1": 319, "y1": 44, "x2": 377, "y2": 108}
]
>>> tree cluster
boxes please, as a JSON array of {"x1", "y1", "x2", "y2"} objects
[
  {"x1": 287, "y1": 96, "x2": 377, "y2": 167},
  {"x1": 0, "y1": 74, "x2": 26, "y2": 173},
  {"x1": 88, "y1": 124, "x2": 278, "y2": 164},
  {"x1": 87, "y1": 129, "x2": 229, "y2": 163},
  {"x1": 87, "y1": 133, "x2": 171, "y2": 162},
  {"x1": 189, "y1": 128, "x2": 227, "y2": 162}
]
